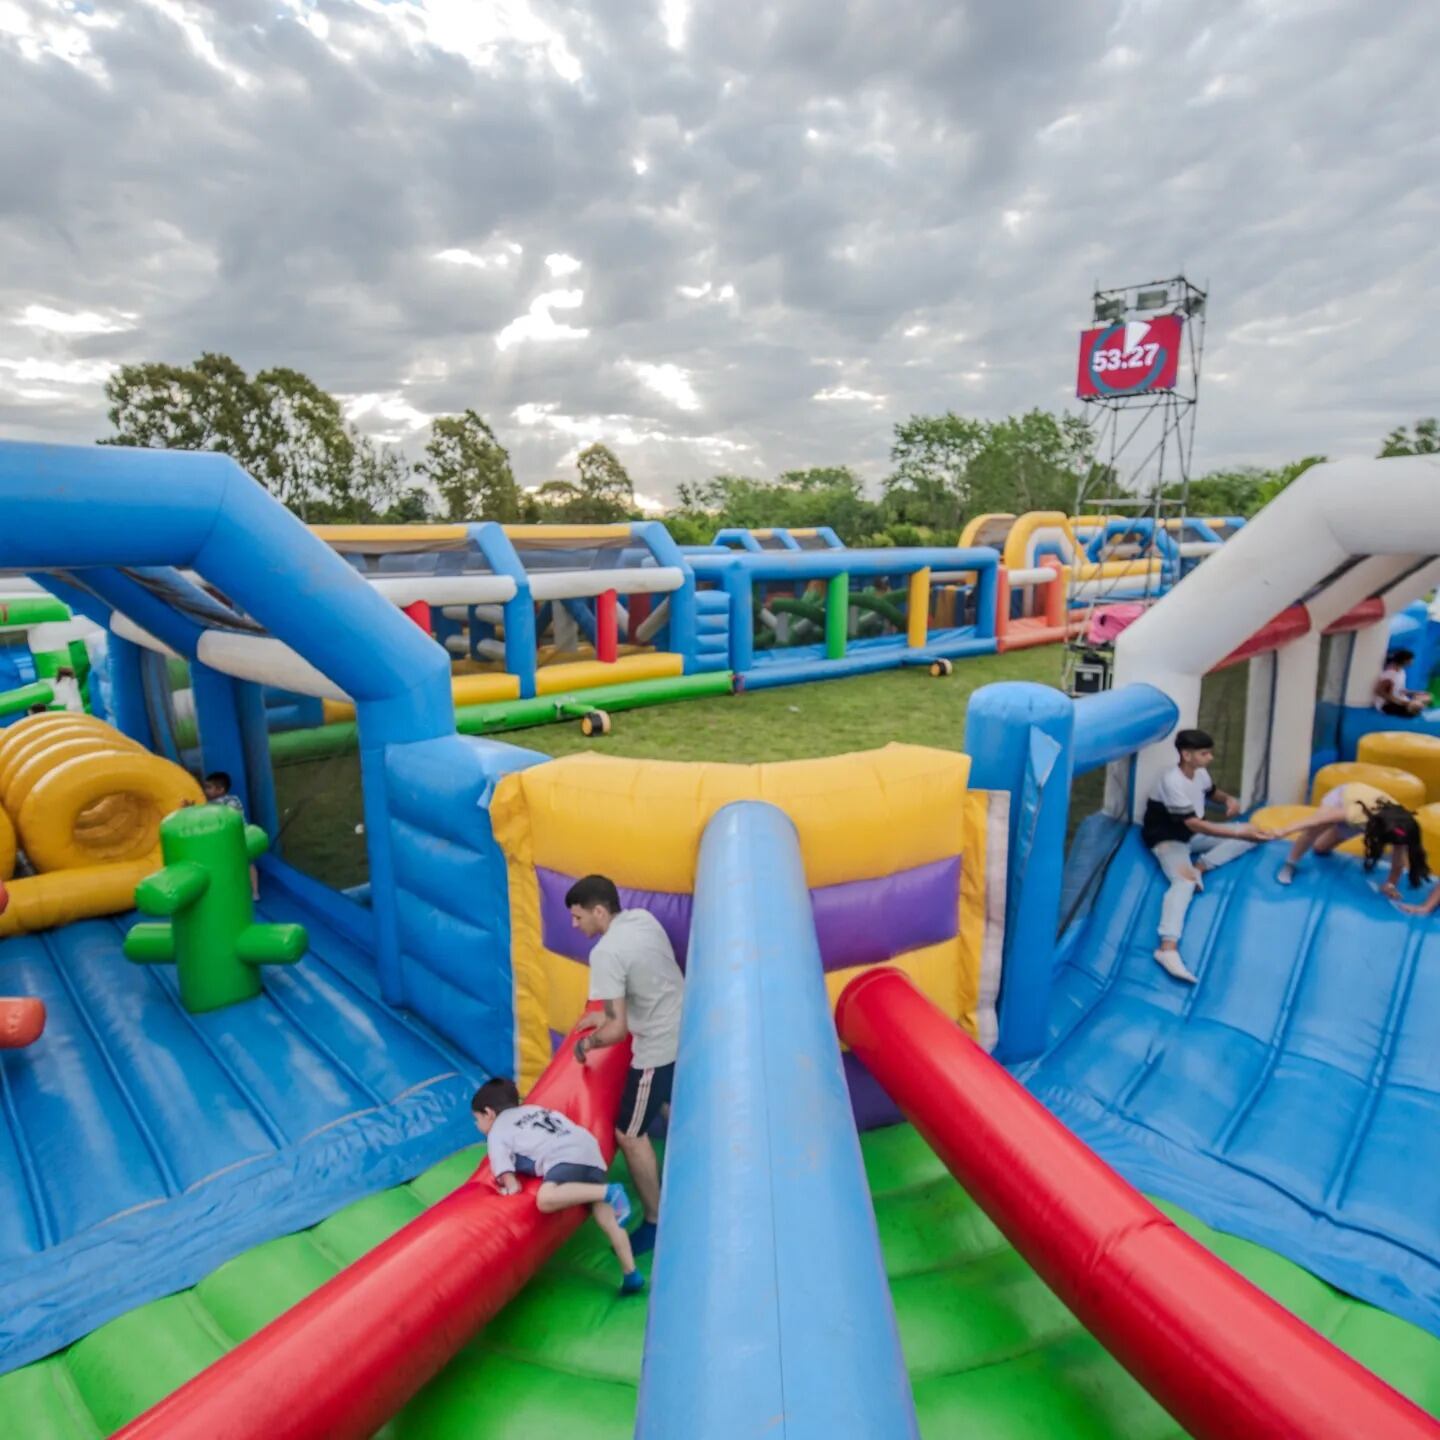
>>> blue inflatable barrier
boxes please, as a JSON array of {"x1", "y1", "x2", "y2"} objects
[{"x1": 636, "y1": 802, "x2": 917, "y2": 1439}]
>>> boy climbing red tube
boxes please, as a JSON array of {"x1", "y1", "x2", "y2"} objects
[
  {"x1": 114, "y1": 1011, "x2": 631, "y2": 1440},
  {"x1": 836, "y1": 967, "x2": 1440, "y2": 1440}
]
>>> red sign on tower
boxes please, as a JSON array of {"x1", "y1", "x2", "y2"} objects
[{"x1": 1076, "y1": 314, "x2": 1183, "y2": 398}]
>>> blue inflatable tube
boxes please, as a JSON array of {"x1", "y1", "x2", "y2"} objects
[
  {"x1": 1072, "y1": 683, "x2": 1179, "y2": 776},
  {"x1": 635, "y1": 802, "x2": 917, "y2": 1440}
]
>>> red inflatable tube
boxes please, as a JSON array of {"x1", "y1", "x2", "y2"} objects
[
  {"x1": 835, "y1": 969, "x2": 1440, "y2": 1440},
  {"x1": 115, "y1": 1013, "x2": 632, "y2": 1440},
  {"x1": 596, "y1": 588, "x2": 619, "y2": 663}
]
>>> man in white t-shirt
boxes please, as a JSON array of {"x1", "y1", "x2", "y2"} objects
[
  {"x1": 569, "y1": 873, "x2": 684, "y2": 1256},
  {"x1": 1141, "y1": 728, "x2": 1273, "y2": 984}
]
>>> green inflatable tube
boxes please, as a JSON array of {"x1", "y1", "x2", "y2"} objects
[
  {"x1": 268, "y1": 672, "x2": 737, "y2": 761},
  {"x1": 0, "y1": 681, "x2": 53, "y2": 718},
  {"x1": 456, "y1": 670, "x2": 736, "y2": 734},
  {"x1": 0, "y1": 595, "x2": 70, "y2": 628}
]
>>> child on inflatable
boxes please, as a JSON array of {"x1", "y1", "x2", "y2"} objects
[
  {"x1": 1374, "y1": 648, "x2": 1429, "y2": 718},
  {"x1": 471, "y1": 1078, "x2": 645, "y2": 1295},
  {"x1": 1275, "y1": 783, "x2": 1431, "y2": 895},
  {"x1": 1142, "y1": 728, "x2": 1272, "y2": 984}
]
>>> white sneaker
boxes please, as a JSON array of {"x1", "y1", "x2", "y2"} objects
[{"x1": 1154, "y1": 947, "x2": 1199, "y2": 984}]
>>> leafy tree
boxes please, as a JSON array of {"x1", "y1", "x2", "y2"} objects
[
  {"x1": 674, "y1": 465, "x2": 881, "y2": 543},
  {"x1": 1379, "y1": 418, "x2": 1439, "y2": 457},
  {"x1": 575, "y1": 442, "x2": 635, "y2": 518},
  {"x1": 882, "y1": 409, "x2": 1092, "y2": 531},
  {"x1": 100, "y1": 352, "x2": 403, "y2": 522},
  {"x1": 533, "y1": 443, "x2": 636, "y2": 523},
  {"x1": 965, "y1": 411, "x2": 1093, "y2": 517},
  {"x1": 882, "y1": 414, "x2": 985, "y2": 531},
  {"x1": 417, "y1": 410, "x2": 523, "y2": 522},
  {"x1": 1168, "y1": 456, "x2": 1325, "y2": 519}
]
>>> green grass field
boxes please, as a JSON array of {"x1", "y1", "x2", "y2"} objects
[
  {"x1": 524, "y1": 647, "x2": 1064, "y2": 763},
  {"x1": 271, "y1": 650, "x2": 1067, "y2": 888}
]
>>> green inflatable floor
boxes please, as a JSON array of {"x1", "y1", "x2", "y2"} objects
[{"x1": 8, "y1": 1125, "x2": 1440, "y2": 1439}]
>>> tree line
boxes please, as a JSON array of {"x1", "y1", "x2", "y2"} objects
[{"x1": 100, "y1": 352, "x2": 1438, "y2": 545}]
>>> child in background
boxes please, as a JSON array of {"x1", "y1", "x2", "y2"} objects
[
  {"x1": 49, "y1": 667, "x2": 84, "y2": 713},
  {"x1": 202, "y1": 771, "x2": 245, "y2": 813},
  {"x1": 203, "y1": 772, "x2": 258, "y2": 900},
  {"x1": 1275, "y1": 784, "x2": 1431, "y2": 894},
  {"x1": 1374, "y1": 648, "x2": 1429, "y2": 718},
  {"x1": 472, "y1": 1078, "x2": 644, "y2": 1295}
]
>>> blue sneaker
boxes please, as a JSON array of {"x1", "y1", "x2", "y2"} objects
[
  {"x1": 619, "y1": 1268, "x2": 646, "y2": 1296},
  {"x1": 630, "y1": 1218, "x2": 657, "y2": 1255},
  {"x1": 604, "y1": 1184, "x2": 631, "y2": 1227}
]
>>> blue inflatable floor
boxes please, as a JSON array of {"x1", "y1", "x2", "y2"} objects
[
  {"x1": 1021, "y1": 829, "x2": 1440, "y2": 1337},
  {"x1": 0, "y1": 891, "x2": 483, "y2": 1371}
]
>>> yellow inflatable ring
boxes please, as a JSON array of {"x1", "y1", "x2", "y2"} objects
[
  {"x1": 5, "y1": 740, "x2": 141, "y2": 817},
  {"x1": 0, "y1": 711, "x2": 118, "y2": 765},
  {"x1": 17, "y1": 751, "x2": 203, "y2": 870},
  {"x1": 0, "y1": 720, "x2": 139, "y2": 795}
]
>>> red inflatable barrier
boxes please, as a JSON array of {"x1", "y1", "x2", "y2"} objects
[
  {"x1": 596, "y1": 588, "x2": 619, "y2": 663},
  {"x1": 115, "y1": 1013, "x2": 631, "y2": 1440},
  {"x1": 835, "y1": 968, "x2": 1440, "y2": 1440}
]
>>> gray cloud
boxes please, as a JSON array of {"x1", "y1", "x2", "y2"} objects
[{"x1": 1, "y1": 0, "x2": 1436, "y2": 503}]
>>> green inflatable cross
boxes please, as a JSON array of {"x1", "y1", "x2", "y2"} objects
[{"x1": 124, "y1": 804, "x2": 307, "y2": 1012}]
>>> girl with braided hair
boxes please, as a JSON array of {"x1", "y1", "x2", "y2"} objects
[{"x1": 1275, "y1": 782, "x2": 1431, "y2": 897}]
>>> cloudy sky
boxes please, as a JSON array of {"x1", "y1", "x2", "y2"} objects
[{"x1": 2, "y1": 0, "x2": 1437, "y2": 507}]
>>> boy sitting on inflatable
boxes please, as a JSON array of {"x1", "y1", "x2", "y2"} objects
[
  {"x1": 1142, "y1": 728, "x2": 1272, "y2": 984},
  {"x1": 472, "y1": 1078, "x2": 645, "y2": 1295}
]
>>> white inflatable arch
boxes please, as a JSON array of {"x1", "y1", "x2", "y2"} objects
[{"x1": 1113, "y1": 455, "x2": 1440, "y2": 815}]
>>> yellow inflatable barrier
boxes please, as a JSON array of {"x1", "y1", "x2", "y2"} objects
[
  {"x1": 1309, "y1": 762, "x2": 1425, "y2": 810},
  {"x1": 0, "y1": 804, "x2": 14, "y2": 881},
  {"x1": 1357, "y1": 732, "x2": 1440, "y2": 803},
  {"x1": 492, "y1": 744, "x2": 1008, "y2": 1090},
  {"x1": 0, "y1": 861, "x2": 157, "y2": 939}
]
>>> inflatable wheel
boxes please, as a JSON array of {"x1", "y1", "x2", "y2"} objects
[
  {"x1": 580, "y1": 709, "x2": 612, "y2": 738},
  {"x1": 0, "y1": 998, "x2": 45, "y2": 1049},
  {"x1": 929, "y1": 659, "x2": 954, "y2": 678}
]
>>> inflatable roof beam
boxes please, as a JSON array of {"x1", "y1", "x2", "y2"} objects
[
  {"x1": 837, "y1": 968, "x2": 1440, "y2": 1440},
  {"x1": 1113, "y1": 457, "x2": 1440, "y2": 814},
  {"x1": 637, "y1": 802, "x2": 917, "y2": 1439},
  {"x1": 111, "y1": 1010, "x2": 631, "y2": 1440}
]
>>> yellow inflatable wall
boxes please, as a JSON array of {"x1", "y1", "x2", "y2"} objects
[{"x1": 491, "y1": 744, "x2": 1008, "y2": 1090}]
